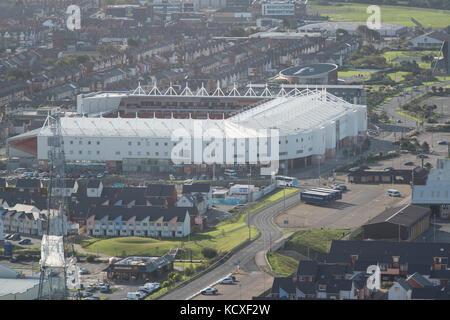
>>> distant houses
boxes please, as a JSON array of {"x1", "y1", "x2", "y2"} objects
[{"x1": 268, "y1": 240, "x2": 450, "y2": 300}]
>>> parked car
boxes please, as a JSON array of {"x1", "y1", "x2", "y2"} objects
[
  {"x1": 404, "y1": 161, "x2": 415, "y2": 166},
  {"x1": 126, "y1": 291, "x2": 146, "y2": 300},
  {"x1": 10, "y1": 233, "x2": 21, "y2": 241},
  {"x1": 79, "y1": 268, "x2": 90, "y2": 275},
  {"x1": 384, "y1": 167, "x2": 395, "y2": 171},
  {"x1": 437, "y1": 140, "x2": 448, "y2": 145},
  {"x1": 219, "y1": 277, "x2": 234, "y2": 284},
  {"x1": 201, "y1": 287, "x2": 218, "y2": 295},
  {"x1": 417, "y1": 154, "x2": 429, "y2": 159},
  {"x1": 18, "y1": 239, "x2": 31, "y2": 245},
  {"x1": 98, "y1": 284, "x2": 110, "y2": 293},
  {"x1": 397, "y1": 119, "x2": 402, "y2": 123},
  {"x1": 139, "y1": 282, "x2": 160, "y2": 294},
  {"x1": 332, "y1": 184, "x2": 347, "y2": 191},
  {"x1": 4, "y1": 234, "x2": 12, "y2": 240},
  {"x1": 387, "y1": 189, "x2": 401, "y2": 197},
  {"x1": 83, "y1": 296, "x2": 100, "y2": 300},
  {"x1": 82, "y1": 292, "x2": 93, "y2": 298},
  {"x1": 85, "y1": 286, "x2": 95, "y2": 292},
  {"x1": 348, "y1": 167, "x2": 360, "y2": 172}
]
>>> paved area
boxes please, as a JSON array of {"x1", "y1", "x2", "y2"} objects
[
  {"x1": 275, "y1": 182, "x2": 412, "y2": 229},
  {"x1": 415, "y1": 220, "x2": 450, "y2": 243},
  {"x1": 192, "y1": 270, "x2": 273, "y2": 300}
]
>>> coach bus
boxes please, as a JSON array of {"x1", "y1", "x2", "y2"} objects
[{"x1": 275, "y1": 175, "x2": 298, "y2": 187}]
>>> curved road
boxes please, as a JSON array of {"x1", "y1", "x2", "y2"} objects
[{"x1": 161, "y1": 191, "x2": 300, "y2": 300}]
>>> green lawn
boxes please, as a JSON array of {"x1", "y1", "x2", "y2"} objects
[
  {"x1": 266, "y1": 252, "x2": 299, "y2": 277},
  {"x1": 338, "y1": 69, "x2": 376, "y2": 79},
  {"x1": 82, "y1": 226, "x2": 259, "y2": 259},
  {"x1": 284, "y1": 229, "x2": 350, "y2": 259},
  {"x1": 309, "y1": 2, "x2": 450, "y2": 28},
  {"x1": 381, "y1": 50, "x2": 440, "y2": 69}
]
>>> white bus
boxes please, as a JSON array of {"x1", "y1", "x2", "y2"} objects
[{"x1": 275, "y1": 175, "x2": 298, "y2": 187}]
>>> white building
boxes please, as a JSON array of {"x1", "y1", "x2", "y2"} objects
[{"x1": 8, "y1": 88, "x2": 367, "y2": 173}]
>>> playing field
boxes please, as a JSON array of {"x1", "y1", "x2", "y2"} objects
[{"x1": 309, "y1": 2, "x2": 450, "y2": 28}]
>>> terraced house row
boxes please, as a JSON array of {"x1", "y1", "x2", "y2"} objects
[
  {"x1": 0, "y1": 204, "x2": 68, "y2": 236},
  {"x1": 85, "y1": 206, "x2": 191, "y2": 238}
]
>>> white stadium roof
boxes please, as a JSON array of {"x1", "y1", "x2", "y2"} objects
[{"x1": 40, "y1": 89, "x2": 364, "y2": 139}]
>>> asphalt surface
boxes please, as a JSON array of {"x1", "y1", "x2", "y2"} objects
[{"x1": 161, "y1": 191, "x2": 300, "y2": 300}]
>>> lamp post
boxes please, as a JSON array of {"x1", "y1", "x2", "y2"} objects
[{"x1": 248, "y1": 167, "x2": 251, "y2": 241}]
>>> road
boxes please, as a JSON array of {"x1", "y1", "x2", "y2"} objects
[
  {"x1": 161, "y1": 191, "x2": 300, "y2": 300},
  {"x1": 378, "y1": 80, "x2": 450, "y2": 128}
]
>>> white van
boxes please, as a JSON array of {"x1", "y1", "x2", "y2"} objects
[{"x1": 387, "y1": 189, "x2": 401, "y2": 197}]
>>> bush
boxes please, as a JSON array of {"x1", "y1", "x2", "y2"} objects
[
  {"x1": 86, "y1": 255, "x2": 96, "y2": 263},
  {"x1": 161, "y1": 280, "x2": 171, "y2": 288},
  {"x1": 195, "y1": 264, "x2": 206, "y2": 273},
  {"x1": 184, "y1": 265, "x2": 195, "y2": 276},
  {"x1": 201, "y1": 247, "x2": 218, "y2": 259}
]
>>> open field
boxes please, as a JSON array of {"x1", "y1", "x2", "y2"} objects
[
  {"x1": 309, "y1": 2, "x2": 450, "y2": 28},
  {"x1": 266, "y1": 252, "x2": 299, "y2": 277},
  {"x1": 283, "y1": 229, "x2": 350, "y2": 258}
]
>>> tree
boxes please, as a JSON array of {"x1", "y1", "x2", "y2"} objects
[
  {"x1": 421, "y1": 141, "x2": 430, "y2": 153},
  {"x1": 127, "y1": 38, "x2": 140, "y2": 47}
]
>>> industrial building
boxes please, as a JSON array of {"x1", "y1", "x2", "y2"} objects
[
  {"x1": 251, "y1": 0, "x2": 308, "y2": 20},
  {"x1": 412, "y1": 159, "x2": 450, "y2": 218},
  {"x1": 0, "y1": 265, "x2": 65, "y2": 300},
  {"x1": 7, "y1": 85, "x2": 367, "y2": 174},
  {"x1": 278, "y1": 63, "x2": 338, "y2": 85},
  {"x1": 362, "y1": 205, "x2": 431, "y2": 241}
]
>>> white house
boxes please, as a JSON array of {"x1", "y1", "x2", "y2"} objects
[
  {"x1": 87, "y1": 180, "x2": 103, "y2": 198},
  {"x1": 388, "y1": 279, "x2": 412, "y2": 300},
  {"x1": 182, "y1": 183, "x2": 213, "y2": 211},
  {"x1": 176, "y1": 193, "x2": 206, "y2": 215},
  {"x1": 51, "y1": 179, "x2": 78, "y2": 197}
]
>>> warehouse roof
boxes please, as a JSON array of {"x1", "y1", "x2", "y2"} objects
[{"x1": 364, "y1": 204, "x2": 431, "y2": 228}]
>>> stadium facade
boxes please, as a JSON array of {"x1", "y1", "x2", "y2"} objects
[{"x1": 8, "y1": 84, "x2": 367, "y2": 174}]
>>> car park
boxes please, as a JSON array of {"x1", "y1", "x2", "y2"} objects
[{"x1": 201, "y1": 287, "x2": 218, "y2": 295}]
